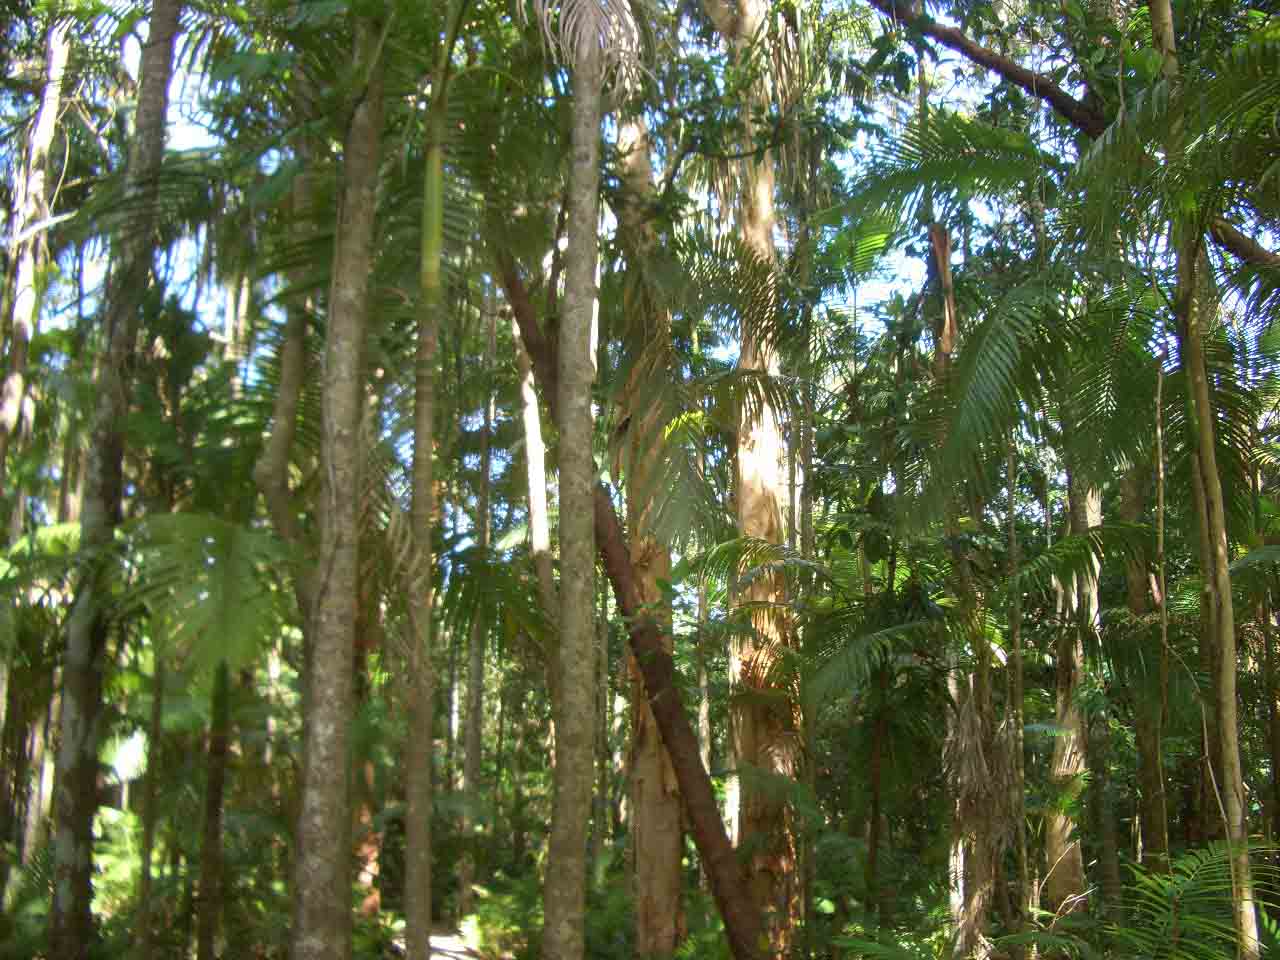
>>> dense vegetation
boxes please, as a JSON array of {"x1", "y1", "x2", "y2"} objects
[{"x1": 1, "y1": 0, "x2": 1279, "y2": 958}]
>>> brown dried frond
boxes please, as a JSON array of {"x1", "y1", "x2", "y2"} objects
[{"x1": 518, "y1": 0, "x2": 647, "y2": 89}]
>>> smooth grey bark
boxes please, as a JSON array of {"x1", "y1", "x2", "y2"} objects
[
  {"x1": 49, "y1": 0, "x2": 180, "y2": 952},
  {"x1": 0, "y1": 17, "x2": 71, "y2": 485},
  {"x1": 289, "y1": 19, "x2": 383, "y2": 960},
  {"x1": 541, "y1": 33, "x2": 601, "y2": 960}
]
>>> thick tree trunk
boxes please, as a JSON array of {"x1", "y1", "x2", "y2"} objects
[
  {"x1": 702, "y1": 0, "x2": 796, "y2": 945},
  {"x1": 0, "y1": 17, "x2": 70, "y2": 484},
  {"x1": 541, "y1": 34, "x2": 602, "y2": 960},
  {"x1": 615, "y1": 116, "x2": 684, "y2": 959},
  {"x1": 289, "y1": 19, "x2": 383, "y2": 960},
  {"x1": 1043, "y1": 478, "x2": 1096, "y2": 916},
  {"x1": 196, "y1": 662, "x2": 230, "y2": 960},
  {"x1": 49, "y1": 1, "x2": 180, "y2": 952}
]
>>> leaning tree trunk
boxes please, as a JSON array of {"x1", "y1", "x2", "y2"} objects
[
  {"x1": 541, "y1": 30, "x2": 601, "y2": 960},
  {"x1": 49, "y1": 1, "x2": 180, "y2": 952},
  {"x1": 289, "y1": 18, "x2": 383, "y2": 960},
  {"x1": 0, "y1": 16, "x2": 71, "y2": 485},
  {"x1": 615, "y1": 115, "x2": 684, "y2": 958}
]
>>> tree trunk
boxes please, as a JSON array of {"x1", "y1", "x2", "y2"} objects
[
  {"x1": 1149, "y1": 3, "x2": 1258, "y2": 951},
  {"x1": 1043, "y1": 477, "x2": 1096, "y2": 916},
  {"x1": 541, "y1": 32, "x2": 602, "y2": 960},
  {"x1": 136, "y1": 658, "x2": 165, "y2": 960},
  {"x1": 702, "y1": 0, "x2": 796, "y2": 945},
  {"x1": 402, "y1": 2, "x2": 461, "y2": 944},
  {"x1": 615, "y1": 115, "x2": 684, "y2": 959},
  {"x1": 1006, "y1": 440, "x2": 1030, "y2": 951},
  {"x1": 498, "y1": 257, "x2": 766, "y2": 960},
  {"x1": 516, "y1": 321, "x2": 557, "y2": 624},
  {"x1": 1265, "y1": 589, "x2": 1280, "y2": 842},
  {"x1": 289, "y1": 18, "x2": 383, "y2": 960},
  {"x1": 1087, "y1": 714, "x2": 1121, "y2": 918},
  {"x1": 197, "y1": 662, "x2": 230, "y2": 960},
  {"x1": 1119, "y1": 466, "x2": 1169, "y2": 872},
  {"x1": 50, "y1": 1, "x2": 180, "y2": 951},
  {"x1": 0, "y1": 17, "x2": 71, "y2": 484},
  {"x1": 459, "y1": 306, "x2": 494, "y2": 920}
]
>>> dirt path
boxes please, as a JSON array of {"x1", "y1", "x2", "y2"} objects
[{"x1": 428, "y1": 930, "x2": 481, "y2": 958}]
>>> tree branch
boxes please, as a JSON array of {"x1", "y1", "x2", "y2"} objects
[
  {"x1": 866, "y1": 0, "x2": 1280, "y2": 274},
  {"x1": 867, "y1": 0, "x2": 1106, "y2": 137}
]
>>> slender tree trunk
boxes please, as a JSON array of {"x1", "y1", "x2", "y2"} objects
[
  {"x1": 615, "y1": 115, "x2": 684, "y2": 959},
  {"x1": 515, "y1": 320, "x2": 557, "y2": 625},
  {"x1": 1088, "y1": 714, "x2": 1121, "y2": 918},
  {"x1": 1006, "y1": 440, "x2": 1030, "y2": 951},
  {"x1": 136, "y1": 658, "x2": 165, "y2": 960},
  {"x1": 1149, "y1": 5, "x2": 1258, "y2": 951},
  {"x1": 0, "y1": 17, "x2": 71, "y2": 484},
  {"x1": 197, "y1": 662, "x2": 230, "y2": 960},
  {"x1": 458, "y1": 307, "x2": 494, "y2": 920},
  {"x1": 50, "y1": 1, "x2": 180, "y2": 951},
  {"x1": 541, "y1": 32, "x2": 602, "y2": 960},
  {"x1": 402, "y1": 5, "x2": 461, "y2": 945},
  {"x1": 289, "y1": 19, "x2": 383, "y2": 960},
  {"x1": 1119, "y1": 466, "x2": 1169, "y2": 872},
  {"x1": 1265, "y1": 588, "x2": 1280, "y2": 843}
]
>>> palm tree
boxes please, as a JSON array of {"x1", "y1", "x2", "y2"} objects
[
  {"x1": 289, "y1": 13, "x2": 385, "y2": 960},
  {"x1": 50, "y1": 0, "x2": 181, "y2": 950}
]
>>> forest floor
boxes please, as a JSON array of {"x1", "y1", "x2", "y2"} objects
[{"x1": 427, "y1": 929, "x2": 482, "y2": 958}]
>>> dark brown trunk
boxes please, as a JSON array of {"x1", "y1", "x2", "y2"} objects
[
  {"x1": 1119, "y1": 467, "x2": 1169, "y2": 871},
  {"x1": 196, "y1": 662, "x2": 230, "y2": 960},
  {"x1": 137, "y1": 658, "x2": 165, "y2": 960}
]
